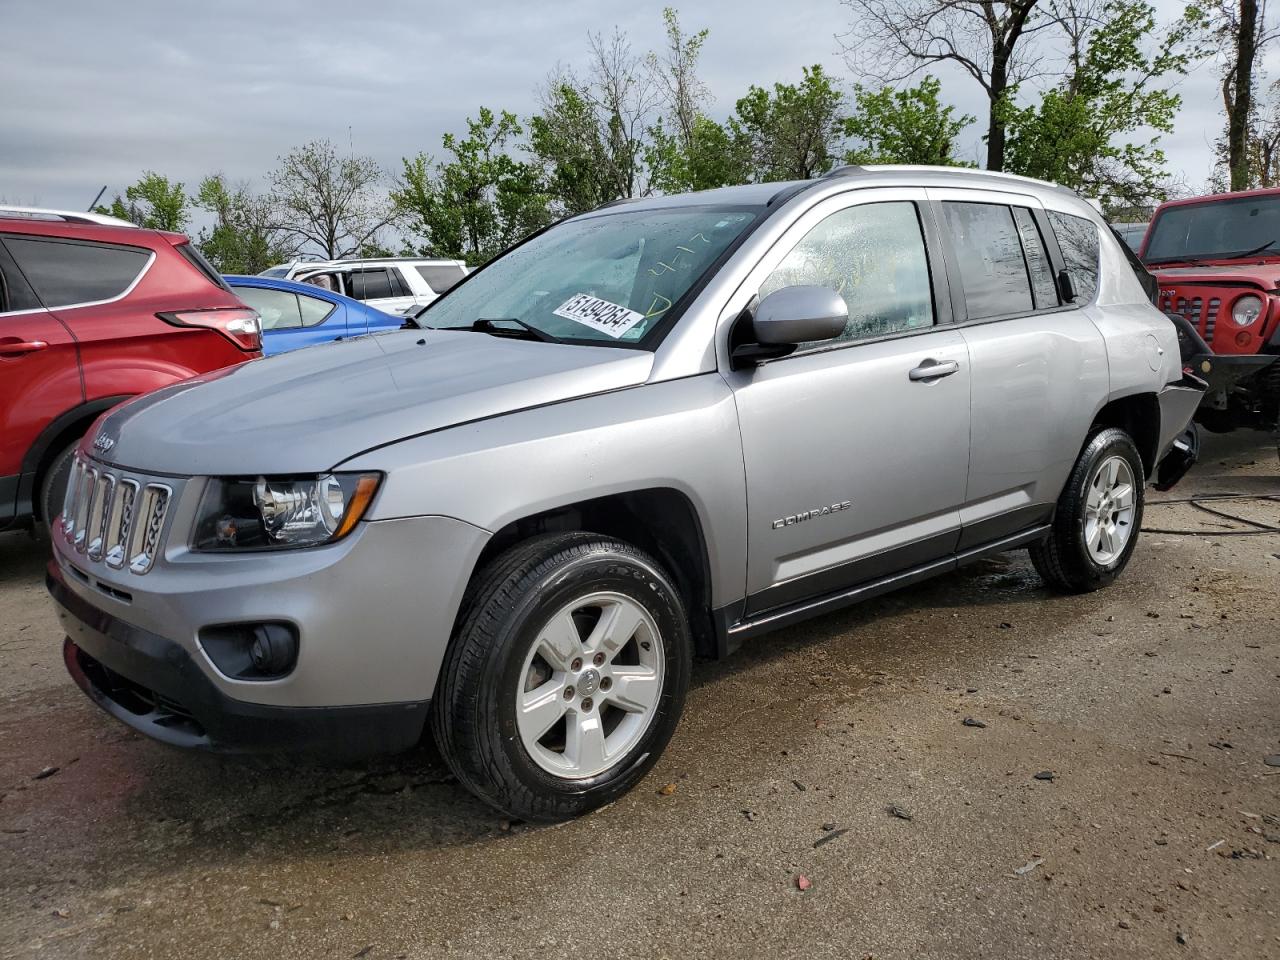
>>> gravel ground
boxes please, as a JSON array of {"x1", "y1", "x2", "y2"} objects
[{"x1": 1, "y1": 430, "x2": 1277, "y2": 960}]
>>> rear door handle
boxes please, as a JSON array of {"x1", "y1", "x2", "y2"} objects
[
  {"x1": 909, "y1": 359, "x2": 959, "y2": 382},
  {"x1": 0, "y1": 339, "x2": 49, "y2": 357}
]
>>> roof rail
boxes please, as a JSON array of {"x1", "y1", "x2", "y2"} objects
[
  {"x1": 823, "y1": 165, "x2": 868, "y2": 179},
  {"x1": 593, "y1": 197, "x2": 640, "y2": 211},
  {"x1": 0, "y1": 204, "x2": 138, "y2": 228}
]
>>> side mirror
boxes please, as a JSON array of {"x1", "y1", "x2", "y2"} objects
[
  {"x1": 732, "y1": 285, "x2": 848, "y2": 367},
  {"x1": 1057, "y1": 268, "x2": 1077, "y2": 303}
]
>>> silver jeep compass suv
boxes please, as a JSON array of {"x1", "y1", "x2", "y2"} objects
[{"x1": 48, "y1": 167, "x2": 1203, "y2": 821}]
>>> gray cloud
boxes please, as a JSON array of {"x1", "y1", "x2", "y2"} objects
[{"x1": 0, "y1": 0, "x2": 1267, "y2": 214}]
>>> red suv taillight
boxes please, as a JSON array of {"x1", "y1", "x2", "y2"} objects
[{"x1": 157, "y1": 308, "x2": 262, "y2": 352}]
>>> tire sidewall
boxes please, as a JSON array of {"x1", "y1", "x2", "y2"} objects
[
  {"x1": 37, "y1": 441, "x2": 78, "y2": 534},
  {"x1": 485, "y1": 547, "x2": 689, "y2": 812},
  {"x1": 1067, "y1": 430, "x2": 1145, "y2": 583}
]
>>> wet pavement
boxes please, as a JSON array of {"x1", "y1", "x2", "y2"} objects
[{"x1": 1, "y1": 431, "x2": 1277, "y2": 960}]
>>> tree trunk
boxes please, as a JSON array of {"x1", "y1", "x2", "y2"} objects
[
  {"x1": 1229, "y1": 0, "x2": 1259, "y2": 191},
  {"x1": 987, "y1": 60, "x2": 1009, "y2": 171}
]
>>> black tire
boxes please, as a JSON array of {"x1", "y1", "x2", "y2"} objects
[
  {"x1": 35, "y1": 441, "x2": 78, "y2": 539},
  {"x1": 1031, "y1": 427, "x2": 1146, "y2": 593},
  {"x1": 431, "y1": 532, "x2": 691, "y2": 822}
]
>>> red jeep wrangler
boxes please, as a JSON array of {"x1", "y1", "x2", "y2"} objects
[
  {"x1": 0, "y1": 207, "x2": 261, "y2": 533},
  {"x1": 1140, "y1": 189, "x2": 1280, "y2": 432}
]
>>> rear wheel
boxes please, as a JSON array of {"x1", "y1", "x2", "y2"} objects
[
  {"x1": 431, "y1": 532, "x2": 691, "y2": 821},
  {"x1": 1031, "y1": 427, "x2": 1145, "y2": 592}
]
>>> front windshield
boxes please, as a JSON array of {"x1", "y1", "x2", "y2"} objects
[
  {"x1": 1145, "y1": 193, "x2": 1280, "y2": 263},
  {"x1": 420, "y1": 206, "x2": 759, "y2": 346}
]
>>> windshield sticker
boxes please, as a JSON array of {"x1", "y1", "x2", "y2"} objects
[{"x1": 553, "y1": 293, "x2": 646, "y2": 339}]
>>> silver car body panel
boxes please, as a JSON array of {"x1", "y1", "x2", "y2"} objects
[
  {"x1": 51, "y1": 166, "x2": 1202, "y2": 717},
  {"x1": 90, "y1": 331, "x2": 653, "y2": 476}
]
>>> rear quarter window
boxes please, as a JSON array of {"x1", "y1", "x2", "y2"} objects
[
  {"x1": 415, "y1": 263, "x2": 467, "y2": 293},
  {"x1": 3, "y1": 236, "x2": 151, "y2": 308},
  {"x1": 1047, "y1": 211, "x2": 1100, "y2": 303}
]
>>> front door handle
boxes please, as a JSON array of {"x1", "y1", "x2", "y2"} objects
[
  {"x1": 909, "y1": 359, "x2": 959, "y2": 382},
  {"x1": 0, "y1": 339, "x2": 49, "y2": 358}
]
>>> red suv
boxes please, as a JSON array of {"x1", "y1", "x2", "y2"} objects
[
  {"x1": 1141, "y1": 189, "x2": 1280, "y2": 432},
  {"x1": 0, "y1": 207, "x2": 261, "y2": 533}
]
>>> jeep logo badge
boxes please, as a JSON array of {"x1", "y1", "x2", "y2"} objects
[{"x1": 92, "y1": 434, "x2": 115, "y2": 454}]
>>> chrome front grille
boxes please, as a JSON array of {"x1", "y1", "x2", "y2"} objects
[{"x1": 61, "y1": 455, "x2": 171, "y2": 575}]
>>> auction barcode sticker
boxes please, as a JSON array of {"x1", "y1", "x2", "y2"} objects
[{"x1": 553, "y1": 293, "x2": 646, "y2": 339}]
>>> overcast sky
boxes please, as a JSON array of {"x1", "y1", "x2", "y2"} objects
[{"x1": 1, "y1": 0, "x2": 1271, "y2": 215}]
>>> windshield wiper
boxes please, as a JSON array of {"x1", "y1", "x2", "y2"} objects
[
  {"x1": 1147, "y1": 239, "x2": 1277, "y2": 266},
  {"x1": 468, "y1": 317, "x2": 557, "y2": 342}
]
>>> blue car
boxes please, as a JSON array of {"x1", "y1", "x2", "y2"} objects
[{"x1": 225, "y1": 275, "x2": 403, "y2": 356}]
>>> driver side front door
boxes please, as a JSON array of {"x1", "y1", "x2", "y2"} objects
[{"x1": 721, "y1": 189, "x2": 972, "y2": 618}]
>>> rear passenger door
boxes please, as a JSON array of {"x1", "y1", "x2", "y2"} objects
[
  {"x1": 0, "y1": 238, "x2": 82, "y2": 520},
  {"x1": 927, "y1": 189, "x2": 1108, "y2": 547},
  {"x1": 351, "y1": 268, "x2": 414, "y2": 315},
  {"x1": 723, "y1": 189, "x2": 972, "y2": 614}
]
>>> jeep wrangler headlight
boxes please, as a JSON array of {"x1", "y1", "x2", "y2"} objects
[
  {"x1": 1231, "y1": 294, "x2": 1264, "y2": 327},
  {"x1": 192, "y1": 473, "x2": 380, "y2": 551}
]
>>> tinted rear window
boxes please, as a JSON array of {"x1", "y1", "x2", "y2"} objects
[
  {"x1": 3, "y1": 237, "x2": 150, "y2": 308},
  {"x1": 1047, "y1": 211, "x2": 1100, "y2": 303},
  {"x1": 942, "y1": 202, "x2": 1034, "y2": 319},
  {"x1": 0, "y1": 240, "x2": 41, "y2": 312},
  {"x1": 415, "y1": 263, "x2": 466, "y2": 293},
  {"x1": 351, "y1": 269, "x2": 394, "y2": 300}
]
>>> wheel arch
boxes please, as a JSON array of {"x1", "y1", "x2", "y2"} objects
[
  {"x1": 1089, "y1": 391, "x2": 1160, "y2": 478},
  {"x1": 466, "y1": 487, "x2": 719, "y2": 659},
  {"x1": 22, "y1": 394, "x2": 132, "y2": 521}
]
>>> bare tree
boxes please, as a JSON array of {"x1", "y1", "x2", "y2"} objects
[
  {"x1": 589, "y1": 29, "x2": 659, "y2": 198},
  {"x1": 646, "y1": 7, "x2": 712, "y2": 156},
  {"x1": 838, "y1": 0, "x2": 1047, "y2": 170},
  {"x1": 269, "y1": 139, "x2": 394, "y2": 259},
  {"x1": 1213, "y1": 0, "x2": 1280, "y2": 190}
]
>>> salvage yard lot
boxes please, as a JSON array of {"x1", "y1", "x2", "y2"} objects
[{"x1": 1, "y1": 432, "x2": 1277, "y2": 960}]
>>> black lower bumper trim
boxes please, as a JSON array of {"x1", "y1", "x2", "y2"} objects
[{"x1": 48, "y1": 561, "x2": 429, "y2": 758}]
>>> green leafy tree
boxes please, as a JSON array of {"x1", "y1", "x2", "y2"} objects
[
  {"x1": 844, "y1": 77, "x2": 975, "y2": 166},
  {"x1": 730, "y1": 65, "x2": 848, "y2": 181},
  {"x1": 839, "y1": 0, "x2": 1043, "y2": 171},
  {"x1": 530, "y1": 30, "x2": 656, "y2": 214},
  {"x1": 96, "y1": 172, "x2": 190, "y2": 231},
  {"x1": 269, "y1": 139, "x2": 393, "y2": 258},
  {"x1": 1000, "y1": 0, "x2": 1203, "y2": 210},
  {"x1": 195, "y1": 174, "x2": 295, "y2": 274},
  {"x1": 394, "y1": 108, "x2": 552, "y2": 263},
  {"x1": 644, "y1": 8, "x2": 742, "y2": 192}
]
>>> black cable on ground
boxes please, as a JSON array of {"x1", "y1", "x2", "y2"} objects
[{"x1": 1142, "y1": 493, "x2": 1280, "y2": 536}]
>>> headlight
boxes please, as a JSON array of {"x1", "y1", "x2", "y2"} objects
[
  {"x1": 192, "y1": 473, "x2": 380, "y2": 551},
  {"x1": 1231, "y1": 294, "x2": 1264, "y2": 327}
]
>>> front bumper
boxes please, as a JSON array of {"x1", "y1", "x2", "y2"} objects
[{"x1": 51, "y1": 562, "x2": 429, "y2": 756}]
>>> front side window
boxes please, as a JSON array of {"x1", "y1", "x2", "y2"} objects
[
  {"x1": 760, "y1": 201, "x2": 934, "y2": 345},
  {"x1": 4, "y1": 237, "x2": 150, "y2": 308},
  {"x1": 1047, "y1": 211, "x2": 1100, "y2": 303},
  {"x1": 943, "y1": 202, "x2": 1035, "y2": 319},
  {"x1": 420, "y1": 206, "x2": 759, "y2": 346}
]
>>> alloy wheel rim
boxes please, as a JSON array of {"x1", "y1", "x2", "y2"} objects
[
  {"x1": 1084, "y1": 455, "x2": 1137, "y2": 565},
  {"x1": 515, "y1": 591, "x2": 664, "y2": 779}
]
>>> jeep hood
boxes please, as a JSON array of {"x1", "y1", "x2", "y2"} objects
[
  {"x1": 93, "y1": 330, "x2": 654, "y2": 475},
  {"x1": 1151, "y1": 263, "x2": 1280, "y2": 289}
]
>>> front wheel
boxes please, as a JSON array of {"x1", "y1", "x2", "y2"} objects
[
  {"x1": 1031, "y1": 427, "x2": 1145, "y2": 593},
  {"x1": 431, "y1": 533, "x2": 691, "y2": 821}
]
